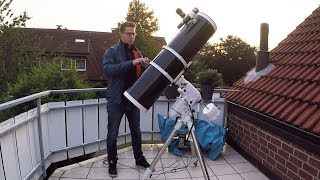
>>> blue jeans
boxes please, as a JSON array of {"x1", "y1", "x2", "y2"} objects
[{"x1": 106, "y1": 100, "x2": 143, "y2": 161}]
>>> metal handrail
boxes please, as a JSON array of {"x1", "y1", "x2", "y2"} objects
[
  {"x1": 0, "y1": 91, "x2": 50, "y2": 111},
  {"x1": 50, "y1": 88, "x2": 107, "y2": 94},
  {"x1": 213, "y1": 88, "x2": 240, "y2": 93},
  {"x1": 0, "y1": 88, "x2": 107, "y2": 111}
]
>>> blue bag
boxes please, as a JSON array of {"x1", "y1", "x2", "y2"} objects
[{"x1": 157, "y1": 114, "x2": 226, "y2": 160}]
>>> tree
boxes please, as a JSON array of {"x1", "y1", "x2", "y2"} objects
[
  {"x1": 216, "y1": 35, "x2": 256, "y2": 85},
  {"x1": 0, "y1": 0, "x2": 29, "y2": 28},
  {"x1": 198, "y1": 36, "x2": 256, "y2": 86},
  {"x1": 126, "y1": 0, "x2": 159, "y2": 36},
  {"x1": 183, "y1": 57, "x2": 207, "y2": 84},
  {"x1": 0, "y1": 0, "x2": 35, "y2": 102},
  {"x1": 9, "y1": 59, "x2": 95, "y2": 101},
  {"x1": 125, "y1": 0, "x2": 162, "y2": 59},
  {"x1": 196, "y1": 69, "x2": 223, "y2": 87},
  {"x1": 216, "y1": 35, "x2": 256, "y2": 60},
  {"x1": 198, "y1": 42, "x2": 218, "y2": 58},
  {"x1": 0, "y1": 59, "x2": 95, "y2": 122}
]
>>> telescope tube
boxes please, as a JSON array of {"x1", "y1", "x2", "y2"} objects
[{"x1": 124, "y1": 12, "x2": 217, "y2": 111}]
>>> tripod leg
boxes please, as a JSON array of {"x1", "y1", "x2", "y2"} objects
[
  {"x1": 141, "y1": 120, "x2": 183, "y2": 180},
  {"x1": 189, "y1": 138, "x2": 198, "y2": 165},
  {"x1": 188, "y1": 123, "x2": 210, "y2": 180}
]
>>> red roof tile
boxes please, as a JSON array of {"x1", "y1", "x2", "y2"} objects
[
  {"x1": 294, "y1": 104, "x2": 318, "y2": 127},
  {"x1": 271, "y1": 98, "x2": 294, "y2": 117},
  {"x1": 278, "y1": 100, "x2": 301, "y2": 120},
  {"x1": 247, "y1": 92, "x2": 266, "y2": 107},
  {"x1": 227, "y1": 6, "x2": 320, "y2": 136},
  {"x1": 266, "y1": 97, "x2": 286, "y2": 115},
  {"x1": 302, "y1": 108, "x2": 320, "y2": 130}
]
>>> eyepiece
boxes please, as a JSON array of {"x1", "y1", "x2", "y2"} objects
[
  {"x1": 176, "y1": 8, "x2": 186, "y2": 19},
  {"x1": 177, "y1": 7, "x2": 199, "y2": 29},
  {"x1": 192, "y1": 7, "x2": 199, "y2": 14}
]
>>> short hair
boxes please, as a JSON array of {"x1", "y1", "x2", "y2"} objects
[{"x1": 119, "y1": 21, "x2": 136, "y2": 32}]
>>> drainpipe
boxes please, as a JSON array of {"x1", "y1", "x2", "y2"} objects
[{"x1": 256, "y1": 23, "x2": 269, "y2": 72}]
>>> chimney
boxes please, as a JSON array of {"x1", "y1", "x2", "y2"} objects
[
  {"x1": 56, "y1": 25, "x2": 63, "y2": 30},
  {"x1": 256, "y1": 23, "x2": 269, "y2": 72},
  {"x1": 244, "y1": 23, "x2": 275, "y2": 83}
]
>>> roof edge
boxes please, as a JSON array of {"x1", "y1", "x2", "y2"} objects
[{"x1": 227, "y1": 100, "x2": 320, "y2": 155}]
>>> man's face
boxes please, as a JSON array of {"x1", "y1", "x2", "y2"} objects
[{"x1": 121, "y1": 26, "x2": 136, "y2": 46}]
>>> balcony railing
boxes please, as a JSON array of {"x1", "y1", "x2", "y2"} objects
[{"x1": 0, "y1": 88, "x2": 225, "y2": 180}]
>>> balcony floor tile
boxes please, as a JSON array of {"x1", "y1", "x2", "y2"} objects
[{"x1": 50, "y1": 144, "x2": 270, "y2": 180}]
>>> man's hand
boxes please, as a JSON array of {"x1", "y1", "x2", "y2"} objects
[{"x1": 133, "y1": 57, "x2": 150, "y2": 68}]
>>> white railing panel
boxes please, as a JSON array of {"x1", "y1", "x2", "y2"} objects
[
  {"x1": 153, "y1": 99, "x2": 169, "y2": 141},
  {"x1": 40, "y1": 104, "x2": 51, "y2": 169},
  {"x1": 98, "y1": 98, "x2": 108, "y2": 150},
  {"x1": 212, "y1": 98, "x2": 226, "y2": 127},
  {"x1": 27, "y1": 108, "x2": 42, "y2": 180},
  {"x1": 28, "y1": 108, "x2": 41, "y2": 170},
  {"x1": 0, "y1": 147, "x2": 5, "y2": 180},
  {"x1": 66, "y1": 100, "x2": 84, "y2": 158},
  {"x1": 15, "y1": 112, "x2": 33, "y2": 179},
  {"x1": 153, "y1": 100, "x2": 168, "y2": 131},
  {"x1": 197, "y1": 103, "x2": 208, "y2": 121},
  {"x1": 48, "y1": 102, "x2": 67, "y2": 163},
  {"x1": 140, "y1": 106, "x2": 153, "y2": 141},
  {"x1": 40, "y1": 104, "x2": 50, "y2": 155},
  {"x1": 168, "y1": 100, "x2": 175, "y2": 113},
  {"x1": 191, "y1": 103, "x2": 200, "y2": 119},
  {"x1": 83, "y1": 99, "x2": 99, "y2": 154},
  {"x1": 0, "y1": 118, "x2": 21, "y2": 180}
]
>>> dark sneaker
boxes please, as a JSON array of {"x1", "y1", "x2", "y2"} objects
[
  {"x1": 108, "y1": 160, "x2": 117, "y2": 178},
  {"x1": 136, "y1": 156, "x2": 150, "y2": 168}
]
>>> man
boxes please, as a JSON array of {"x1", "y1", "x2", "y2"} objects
[{"x1": 103, "y1": 21, "x2": 150, "y2": 178}]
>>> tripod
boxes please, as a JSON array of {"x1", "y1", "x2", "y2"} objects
[
  {"x1": 142, "y1": 76, "x2": 215, "y2": 180},
  {"x1": 142, "y1": 112, "x2": 210, "y2": 179}
]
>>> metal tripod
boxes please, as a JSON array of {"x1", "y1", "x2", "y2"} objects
[
  {"x1": 141, "y1": 76, "x2": 217, "y2": 179},
  {"x1": 141, "y1": 114, "x2": 210, "y2": 180}
]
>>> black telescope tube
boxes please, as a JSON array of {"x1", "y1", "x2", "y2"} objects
[{"x1": 124, "y1": 12, "x2": 217, "y2": 111}]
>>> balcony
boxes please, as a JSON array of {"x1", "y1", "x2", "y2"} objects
[{"x1": 0, "y1": 88, "x2": 268, "y2": 180}]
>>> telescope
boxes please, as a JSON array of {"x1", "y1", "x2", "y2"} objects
[
  {"x1": 124, "y1": 8, "x2": 219, "y2": 180},
  {"x1": 124, "y1": 8, "x2": 217, "y2": 111}
]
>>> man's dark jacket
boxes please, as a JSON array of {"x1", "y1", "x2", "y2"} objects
[{"x1": 103, "y1": 41, "x2": 143, "y2": 103}]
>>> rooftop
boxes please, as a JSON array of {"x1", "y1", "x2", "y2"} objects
[{"x1": 227, "y1": 6, "x2": 320, "y2": 136}]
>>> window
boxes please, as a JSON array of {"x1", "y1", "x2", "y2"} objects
[
  {"x1": 75, "y1": 59, "x2": 86, "y2": 71},
  {"x1": 61, "y1": 59, "x2": 72, "y2": 70},
  {"x1": 61, "y1": 58, "x2": 86, "y2": 71}
]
